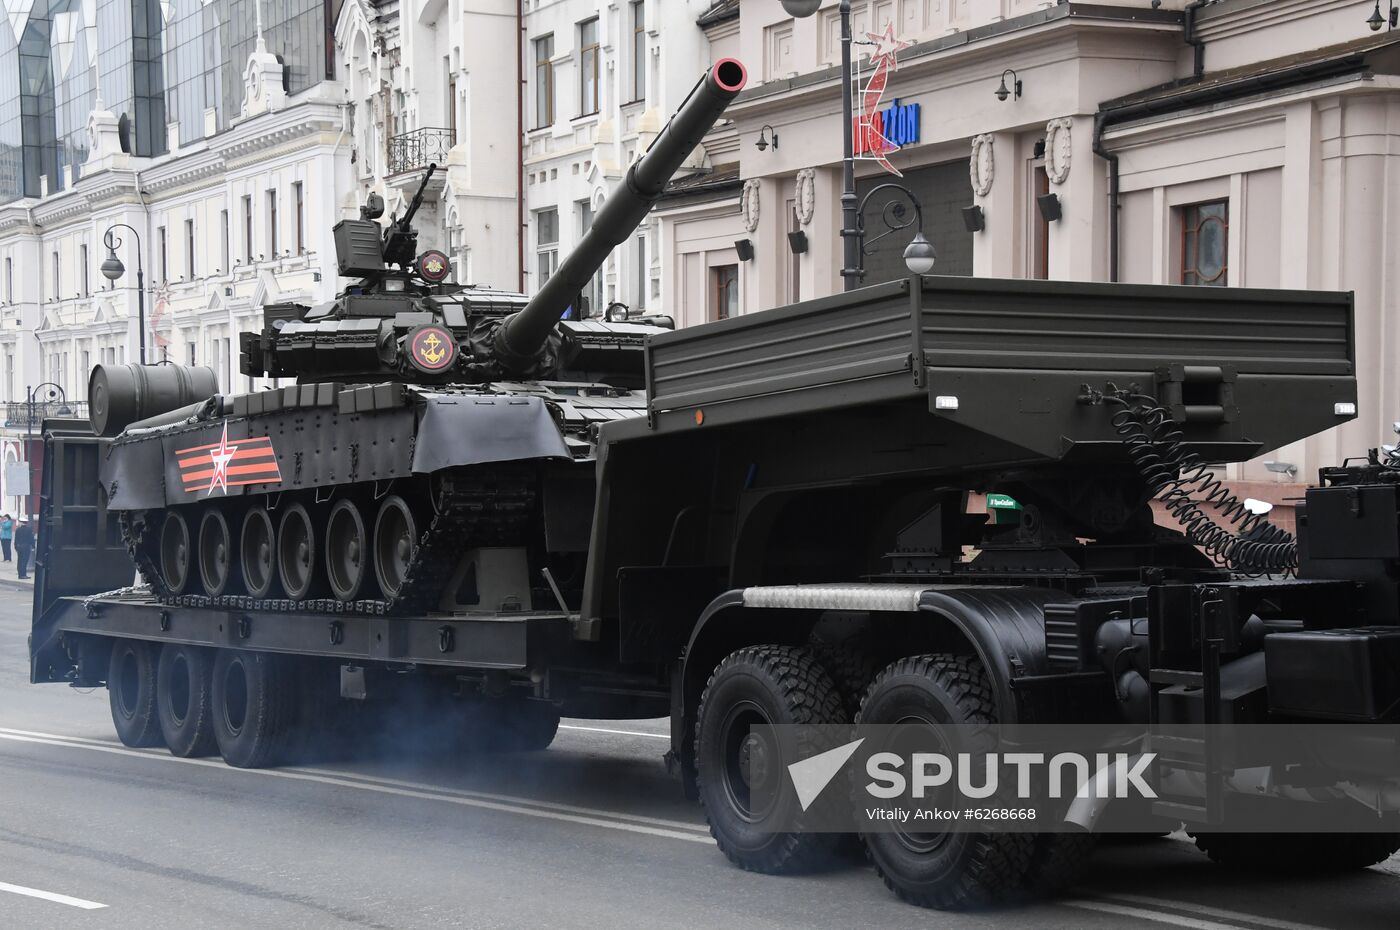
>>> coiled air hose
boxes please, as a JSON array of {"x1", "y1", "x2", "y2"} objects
[{"x1": 1103, "y1": 389, "x2": 1297, "y2": 574}]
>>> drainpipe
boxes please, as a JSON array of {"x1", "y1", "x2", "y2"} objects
[
  {"x1": 1184, "y1": 0, "x2": 1208, "y2": 79},
  {"x1": 517, "y1": 0, "x2": 526, "y2": 292},
  {"x1": 1093, "y1": 111, "x2": 1120, "y2": 283}
]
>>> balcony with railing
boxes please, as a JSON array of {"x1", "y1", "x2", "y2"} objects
[
  {"x1": 387, "y1": 127, "x2": 456, "y2": 176},
  {"x1": 3, "y1": 400, "x2": 89, "y2": 430}
]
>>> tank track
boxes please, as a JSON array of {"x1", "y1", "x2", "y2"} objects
[{"x1": 121, "y1": 469, "x2": 535, "y2": 616}]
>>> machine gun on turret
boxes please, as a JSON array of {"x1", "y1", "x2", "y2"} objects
[{"x1": 383, "y1": 164, "x2": 438, "y2": 268}]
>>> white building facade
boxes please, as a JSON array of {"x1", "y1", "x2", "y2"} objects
[
  {"x1": 0, "y1": 1, "x2": 352, "y2": 516},
  {"x1": 660, "y1": 0, "x2": 1400, "y2": 511},
  {"x1": 521, "y1": 0, "x2": 713, "y2": 317},
  {"x1": 337, "y1": 0, "x2": 521, "y2": 290}
]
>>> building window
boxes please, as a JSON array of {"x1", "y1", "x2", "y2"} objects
[
  {"x1": 534, "y1": 35, "x2": 554, "y2": 128},
  {"x1": 52, "y1": 251, "x2": 59, "y2": 298},
  {"x1": 5, "y1": 257, "x2": 11, "y2": 301},
  {"x1": 185, "y1": 219, "x2": 195, "y2": 278},
  {"x1": 242, "y1": 195, "x2": 253, "y2": 264},
  {"x1": 787, "y1": 199, "x2": 801, "y2": 303},
  {"x1": 446, "y1": 60, "x2": 457, "y2": 146},
  {"x1": 1180, "y1": 200, "x2": 1228, "y2": 286},
  {"x1": 267, "y1": 190, "x2": 279, "y2": 258},
  {"x1": 157, "y1": 227, "x2": 167, "y2": 281},
  {"x1": 579, "y1": 18, "x2": 599, "y2": 116},
  {"x1": 632, "y1": 2, "x2": 646, "y2": 101},
  {"x1": 187, "y1": 341, "x2": 196, "y2": 365},
  {"x1": 294, "y1": 182, "x2": 305, "y2": 254},
  {"x1": 220, "y1": 209, "x2": 230, "y2": 271},
  {"x1": 710, "y1": 264, "x2": 738, "y2": 321},
  {"x1": 579, "y1": 199, "x2": 602, "y2": 315},
  {"x1": 535, "y1": 207, "x2": 559, "y2": 287},
  {"x1": 635, "y1": 234, "x2": 646, "y2": 309},
  {"x1": 80, "y1": 244, "x2": 89, "y2": 296}
]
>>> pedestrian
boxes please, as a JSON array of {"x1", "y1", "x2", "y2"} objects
[
  {"x1": 0, "y1": 514, "x2": 11, "y2": 562},
  {"x1": 14, "y1": 519, "x2": 33, "y2": 580}
]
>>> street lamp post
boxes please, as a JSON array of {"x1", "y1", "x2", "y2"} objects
[
  {"x1": 781, "y1": 1, "x2": 925, "y2": 289},
  {"x1": 852, "y1": 183, "x2": 937, "y2": 284},
  {"x1": 100, "y1": 224, "x2": 146, "y2": 364},
  {"x1": 24, "y1": 381, "x2": 69, "y2": 519}
]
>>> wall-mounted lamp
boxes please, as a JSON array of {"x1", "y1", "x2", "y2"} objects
[
  {"x1": 1368, "y1": 0, "x2": 1398, "y2": 30},
  {"x1": 224, "y1": 286, "x2": 233, "y2": 296},
  {"x1": 313, "y1": 271, "x2": 322, "y2": 282},
  {"x1": 994, "y1": 69, "x2": 1022, "y2": 102},
  {"x1": 734, "y1": 238, "x2": 755, "y2": 262},
  {"x1": 961, "y1": 205, "x2": 985, "y2": 233},
  {"x1": 1036, "y1": 192, "x2": 1062, "y2": 223},
  {"x1": 1264, "y1": 460, "x2": 1299, "y2": 479},
  {"x1": 787, "y1": 230, "x2": 808, "y2": 254},
  {"x1": 755, "y1": 125, "x2": 779, "y2": 152}
]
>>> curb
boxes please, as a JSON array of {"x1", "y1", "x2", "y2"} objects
[{"x1": 0, "y1": 578, "x2": 35, "y2": 594}]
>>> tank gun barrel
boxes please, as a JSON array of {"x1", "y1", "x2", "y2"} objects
[{"x1": 494, "y1": 59, "x2": 748, "y2": 371}]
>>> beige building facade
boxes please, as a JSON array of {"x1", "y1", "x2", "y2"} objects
[{"x1": 661, "y1": 0, "x2": 1400, "y2": 503}]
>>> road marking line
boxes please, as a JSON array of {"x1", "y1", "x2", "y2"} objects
[
  {"x1": 0, "y1": 730, "x2": 712, "y2": 845},
  {"x1": 558, "y1": 724, "x2": 669, "y2": 740},
  {"x1": 0, "y1": 725, "x2": 706, "y2": 835},
  {"x1": 0, "y1": 880, "x2": 107, "y2": 910},
  {"x1": 285, "y1": 766, "x2": 709, "y2": 834},
  {"x1": 1064, "y1": 899, "x2": 1250, "y2": 930},
  {"x1": 1093, "y1": 892, "x2": 1332, "y2": 930}
]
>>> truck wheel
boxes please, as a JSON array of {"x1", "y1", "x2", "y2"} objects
[
  {"x1": 695, "y1": 645, "x2": 845, "y2": 874},
  {"x1": 1192, "y1": 832, "x2": 1400, "y2": 872},
  {"x1": 212, "y1": 649, "x2": 297, "y2": 768},
  {"x1": 808, "y1": 635, "x2": 879, "y2": 721},
  {"x1": 108, "y1": 639, "x2": 164, "y2": 748},
  {"x1": 856, "y1": 654, "x2": 1035, "y2": 909},
  {"x1": 157, "y1": 644, "x2": 218, "y2": 757}
]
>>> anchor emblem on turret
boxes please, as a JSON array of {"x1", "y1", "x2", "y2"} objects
[{"x1": 407, "y1": 324, "x2": 456, "y2": 373}]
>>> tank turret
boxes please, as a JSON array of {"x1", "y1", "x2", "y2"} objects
[{"x1": 239, "y1": 58, "x2": 748, "y2": 388}]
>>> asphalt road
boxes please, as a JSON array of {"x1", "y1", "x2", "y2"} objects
[{"x1": 1, "y1": 586, "x2": 1397, "y2": 929}]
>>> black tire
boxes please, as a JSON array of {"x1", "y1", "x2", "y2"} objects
[
  {"x1": 325, "y1": 499, "x2": 371, "y2": 602},
  {"x1": 156, "y1": 644, "x2": 218, "y2": 757},
  {"x1": 808, "y1": 635, "x2": 880, "y2": 721},
  {"x1": 241, "y1": 507, "x2": 278, "y2": 598},
  {"x1": 1192, "y1": 832, "x2": 1400, "y2": 872},
  {"x1": 695, "y1": 644, "x2": 845, "y2": 874},
  {"x1": 277, "y1": 502, "x2": 323, "y2": 601},
  {"x1": 211, "y1": 649, "x2": 298, "y2": 768},
  {"x1": 108, "y1": 639, "x2": 164, "y2": 748},
  {"x1": 197, "y1": 508, "x2": 237, "y2": 596},
  {"x1": 373, "y1": 495, "x2": 418, "y2": 597},
  {"x1": 159, "y1": 511, "x2": 192, "y2": 594},
  {"x1": 1020, "y1": 833, "x2": 1097, "y2": 898},
  {"x1": 856, "y1": 654, "x2": 1035, "y2": 910}
]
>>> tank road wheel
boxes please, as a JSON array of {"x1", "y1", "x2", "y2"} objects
[
  {"x1": 156, "y1": 644, "x2": 218, "y2": 757},
  {"x1": 277, "y1": 503, "x2": 323, "y2": 601},
  {"x1": 325, "y1": 500, "x2": 371, "y2": 602},
  {"x1": 198, "y1": 509, "x2": 237, "y2": 596},
  {"x1": 695, "y1": 645, "x2": 845, "y2": 874},
  {"x1": 856, "y1": 655, "x2": 1035, "y2": 910},
  {"x1": 212, "y1": 649, "x2": 297, "y2": 768},
  {"x1": 373, "y1": 495, "x2": 418, "y2": 598},
  {"x1": 159, "y1": 511, "x2": 193, "y2": 594},
  {"x1": 108, "y1": 639, "x2": 164, "y2": 748},
  {"x1": 241, "y1": 507, "x2": 278, "y2": 599}
]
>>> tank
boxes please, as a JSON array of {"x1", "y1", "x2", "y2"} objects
[{"x1": 95, "y1": 58, "x2": 748, "y2": 614}]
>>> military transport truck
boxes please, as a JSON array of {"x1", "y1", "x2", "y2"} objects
[{"x1": 27, "y1": 57, "x2": 1400, "y2": 911}]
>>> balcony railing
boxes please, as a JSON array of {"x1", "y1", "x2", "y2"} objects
[
  {"x1": 387, "y1": 127, "x2": 455, "y2": 175},
  {"x1": 3, "y1": 400, "x2": 89, "y2": 430}
]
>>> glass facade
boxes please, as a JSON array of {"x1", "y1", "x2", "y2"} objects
[{"x1": 0, "y1": 0, "x2": 335, "y2": 204}]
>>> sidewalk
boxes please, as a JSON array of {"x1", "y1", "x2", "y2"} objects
[{"x1": 0, "y1": 562, "x2": 36, "y2": 592}]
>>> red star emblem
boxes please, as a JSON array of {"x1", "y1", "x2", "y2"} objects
[{"x1": 207, "y1": 423, "x2": 239, "y2": 496}]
